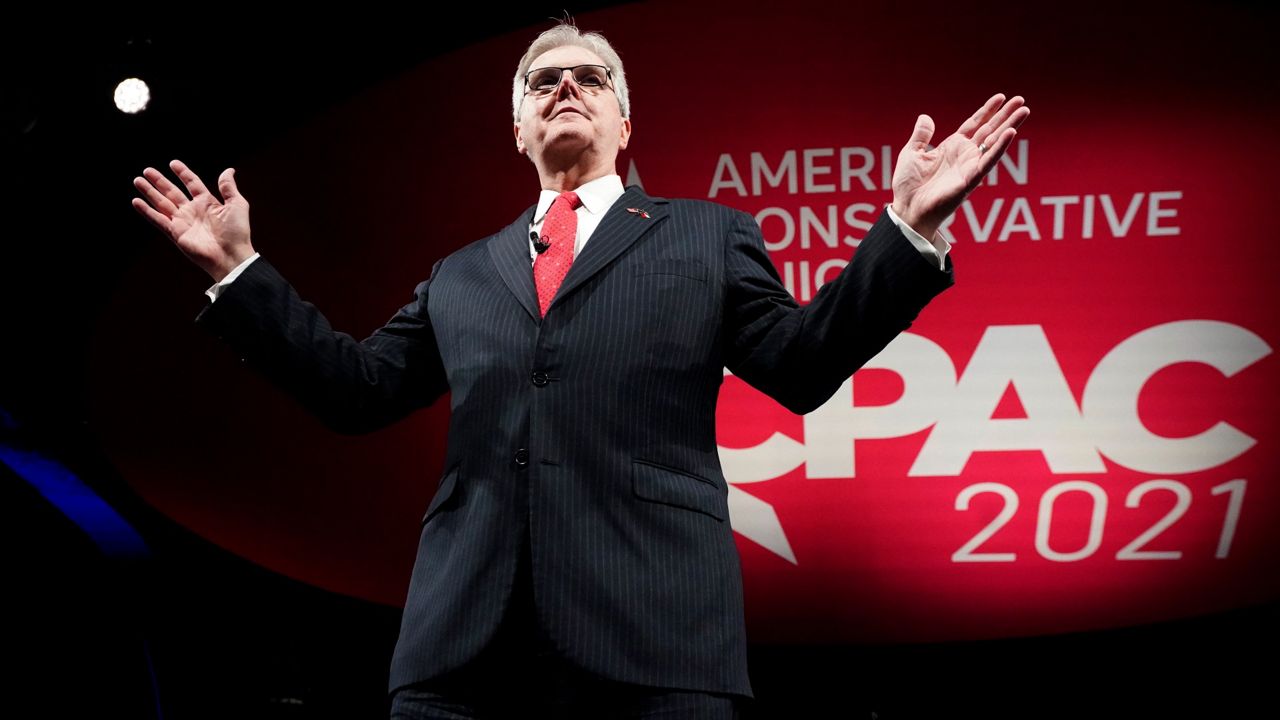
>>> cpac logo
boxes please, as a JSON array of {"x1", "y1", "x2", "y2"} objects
[{"x1": 719, "y1": 320, "x2": 1273, "y2": 563}]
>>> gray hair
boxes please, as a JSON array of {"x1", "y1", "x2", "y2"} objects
[{"x1": 511, "y1": 22, "x2": 631, "y2": 122}]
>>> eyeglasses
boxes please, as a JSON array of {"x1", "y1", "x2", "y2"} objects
[{"x1": 523, "y1": 64, "x2": 613, "y2": 96}]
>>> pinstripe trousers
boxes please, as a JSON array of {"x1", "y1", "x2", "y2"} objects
[{"x1": 389, "y1": 520, "x2": 745, "y2": 719}]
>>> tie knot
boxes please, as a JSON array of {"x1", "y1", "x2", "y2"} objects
[{"x1": 555, "y1": 191, "x2": 581, "y2": 210}]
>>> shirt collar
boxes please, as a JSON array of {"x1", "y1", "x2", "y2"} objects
[{"x1": 533, "y1": 174, "x2": 625, "y2": 224}]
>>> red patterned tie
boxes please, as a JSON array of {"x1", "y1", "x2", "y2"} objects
[{"x1": 534, "y1": 190, "x2": 581, "y2": 317}]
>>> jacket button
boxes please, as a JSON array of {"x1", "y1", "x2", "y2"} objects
[
  {"x1": 531, "y1": 371, "x2": 548, "y2": 387},
  {"x1": 514, "y1": 448, "x2": 530, "y2": 467}
]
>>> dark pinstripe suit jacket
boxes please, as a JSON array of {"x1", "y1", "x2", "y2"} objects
[{"x1": 194, "y1": 185, "x2": 954, "y2": 699}]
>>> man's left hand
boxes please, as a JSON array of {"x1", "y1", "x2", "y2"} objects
[{"x1": 891, "y1": 93, "x2": 1030, "y2": 240}]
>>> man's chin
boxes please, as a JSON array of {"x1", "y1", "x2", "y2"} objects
[{"x1": 538, "y1": 135, "x2": 594, "y2": 162}]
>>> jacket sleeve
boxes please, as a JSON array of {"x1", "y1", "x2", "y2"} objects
[
  {"x1": 194, "y1": 255, "x2": 449, "y2": 435},
  {"x1": 722, "y1": 207, "x2": 954, "y2": 415}
]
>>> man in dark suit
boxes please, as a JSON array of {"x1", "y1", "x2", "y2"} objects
[{"x1": 132, "y1": 21, "x2": 1027, "y2": 720}]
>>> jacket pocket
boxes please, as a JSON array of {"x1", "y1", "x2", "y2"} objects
[
  {"x1": 632, "y1": 459, "x2": 726, "y2": 522},
  {"x1": 422, "y1": 464, "x2": 461, "y2": 524},
  {"x1": 634, "y1": 258, "x2": 708, "y2": 283}
]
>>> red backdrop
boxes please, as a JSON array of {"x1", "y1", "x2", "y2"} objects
[{"x1": 96, "y1": 0, "x2": 1280, "y2": 643}]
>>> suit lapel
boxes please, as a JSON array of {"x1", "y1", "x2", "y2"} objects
[
  {"x1": 549, "y1": 185, "x2": 669, "y2": 314},
  {"x1": 488, "y1": 204, "x2": 541, "y2": 322}
]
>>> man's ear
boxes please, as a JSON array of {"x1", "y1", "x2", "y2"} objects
[
  {"x1": 618, "y1": 118, "x2": 632, "y2": 151},
  {"x1": 513, "y1": 123, "x2": 527, "y2": 155}
]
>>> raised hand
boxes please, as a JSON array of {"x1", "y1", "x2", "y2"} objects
[
  {"x1": 891, "y1": 94, "x2": 1030, "y2": 240},
  {"x1": 132, "y1": 159, "x2": 255, "y2": 282}
]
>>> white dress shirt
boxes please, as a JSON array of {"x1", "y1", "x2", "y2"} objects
[{"x1": 205, "y1": 176, "x2": 948, "y2": 303}]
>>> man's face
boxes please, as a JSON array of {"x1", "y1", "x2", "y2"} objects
[{"x1": 514, "y1": 45, "x2": 631, "y2": 170}]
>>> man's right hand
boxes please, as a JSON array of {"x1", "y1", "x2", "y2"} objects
[{"x1": 132, "y1": 159, "x2": 256, "y2": 283}]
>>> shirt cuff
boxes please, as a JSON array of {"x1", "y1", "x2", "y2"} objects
[
  {"x1": 885, "y1": 206, "x2": 950, "y2": 271},
  {"x1": 205, "y1": 253, "x2": 261, "y2": 302}
]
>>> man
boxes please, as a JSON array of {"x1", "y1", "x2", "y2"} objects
[{"x1": 132, "y1": 21, "x2": 1027, "y2": 719}]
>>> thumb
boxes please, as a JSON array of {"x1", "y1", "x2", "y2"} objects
[
  {"x1": 217, "y1": 168, "x2": 241, "y2": 202},
  {"x1": 907, "y1": 114, "x2": 934, "y2": 149}
]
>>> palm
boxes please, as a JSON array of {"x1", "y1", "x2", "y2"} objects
[
  {"x1": 132, "y1": 159, "x2": 254, "y2": 280},
  {"x1": 170, "y1": 193, "x2": 249, "y2": 259},
  {"x1": 891, "y1": 94, "x2": 1029, "y2": 238}
]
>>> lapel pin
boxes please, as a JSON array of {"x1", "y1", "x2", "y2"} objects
[{"x1": 626, "y1": 207, "x2": 651, "y2": 219}]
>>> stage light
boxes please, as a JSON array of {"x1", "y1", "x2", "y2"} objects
[{"x1": 113, "y1": 77, "x2": 150, "y2": 114}]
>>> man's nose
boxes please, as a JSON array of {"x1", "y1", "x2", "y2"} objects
[{"x1": 553, "y1": 71, "x2": 583, "y2": 100}]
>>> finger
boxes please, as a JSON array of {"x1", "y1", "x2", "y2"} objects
[
  {"x1": 142, "y1": 166, "x2": 190, "y2": 208},
  {"x1": 976, "y1": 127, "x2": 1018, "y2": 178},
  {"x1": 984, "y1": 104, "x2": 1029, "y2": 145},
  {"x1": 980, "y1": 106, "x2": 1029, "y2": 154},
  {"x1": 131, "y1": 196, "x2": 174, "y2": 235},
  {"x1": 907, "y1": 114, "x2": 935, "y2": 149},
  {"x1": 975, "y1": 96, "x2": 1027, "y2": 149},
  {"x1": 217, "y1": 168, "x2": 241, "y2": 203},
  {"x1": 973, "y1": 96, "x2": 1023, "y2": 143},
  {"x1": 170, "y1": 159, "x2": 213, "y2": 200},
  {"x1": 957, "y1": 93, "x2": 1005, "y2": 139},
  {"x1": 133, "y1": 174, "x2": 178, "y2": 216}
]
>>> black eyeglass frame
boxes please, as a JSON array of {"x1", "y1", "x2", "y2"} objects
[{"x1": 522, "y1": 64, "x2": 615, "y2": 96}]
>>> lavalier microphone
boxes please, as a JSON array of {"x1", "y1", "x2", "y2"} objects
[{"x1": 530, "y1": 231, "x2": 550, "y2": 254}]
